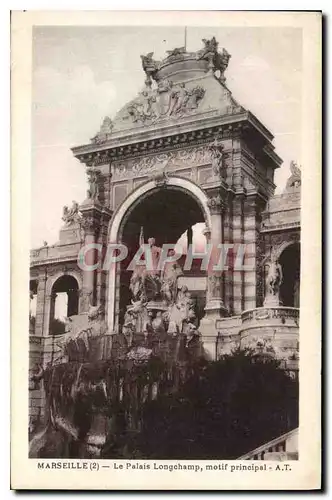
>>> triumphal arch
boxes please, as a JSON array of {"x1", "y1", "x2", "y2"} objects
[{"x1": 29, "y1": 38, "x2": 300, "y2": 425}]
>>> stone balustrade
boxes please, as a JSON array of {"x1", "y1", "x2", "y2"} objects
[
  {"x1": 239, "y1": 306, "x2": 299, "y2": 363},
  {"x1": 241, "y1": 306, "x2": 299, "y2": 325},
  {"x1": 237, "y1": 428, "x2": 298, "y2": 461},
  {"x1": 30, "y1": 242, "x2": 82, "y2": 266}
]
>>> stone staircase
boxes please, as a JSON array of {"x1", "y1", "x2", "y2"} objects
[{"x1": 237, "y1": 428, "x2": 298, "y2": 461}]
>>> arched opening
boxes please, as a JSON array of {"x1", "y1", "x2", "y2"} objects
[
  {"x1": 49, "y1": 275, "x2": 79, "y2": 335},
  {"x1": 279, "y1": 243, "x2": 300, "y2": 307},
  {"x1": 118, "y1": 186, "x2": 207, "y2": 327},
  {"x1": 29, "y1": 280, "x2": 38, "y2": 334}
]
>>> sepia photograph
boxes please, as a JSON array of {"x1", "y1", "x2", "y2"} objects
[{"x1": 11, "y1": 10, "x2": 321, "y2": 490}]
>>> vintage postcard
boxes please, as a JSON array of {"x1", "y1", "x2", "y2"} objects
[{"x1": 11, "y1": 10, "x2": 321, "y2": 490}]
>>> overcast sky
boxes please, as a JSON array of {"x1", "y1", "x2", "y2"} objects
[{"x1": 31, "y1": 26, "x2": 302, "y2": 248}]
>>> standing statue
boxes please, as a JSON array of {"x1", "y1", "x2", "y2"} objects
[
  {"x1": 129, "y1": 299, "x2": 152, "y2": 335},
  {"x1": 86, "y1": 168, "x2": 100, "y2": 201},
  {"x1": 160, "y1": 249, "x2": 183, "y2": 304},
  {"x1": 285, "y1": 161, "x2": 301, "y2": 191},
  {"x1": 208, "y1": 137, "x2": 225, "y2": 176},
  {"x1": 167, "y1": 285, "x2": 196, "y2": 336},
  {"x1": 129, "y1": 230, "x2": 162, "y2": 302},
  {"x1": 140, "y1": 237, "x2": 162, "y2": 301},
  {"x1": 264, "y1": 258, "x2": 283, "y2": 306}
]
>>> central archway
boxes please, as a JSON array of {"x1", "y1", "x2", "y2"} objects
[{"x1": 107, "y1": 176, "x2": 212, "y2": 332}]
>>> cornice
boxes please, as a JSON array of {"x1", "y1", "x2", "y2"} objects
[
  {"x1": 260, "y1": 221, "x2": 301, "y2": 233},
  {"x1": 30, "y1": 256, "x2": 78, "y2": 268},
  {"x1": 72, "y1": 113, "x2": 281, "y2": 174},
  {"x1": 71, "y1": 112, "x2": 251, "y2": 162},
  {"x1": 246, "y1": 111, "x2": 274, "y2": 142}
]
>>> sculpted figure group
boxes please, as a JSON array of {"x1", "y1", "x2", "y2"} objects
[
  {"x1": 123, "y1": 233, "x2": 198, "y2": 344},
  {"x1": 126, "y1": 81, "x2": 205, "y2": 124},
  {"x1": 62, "y1": 200, "x2": 81, "y2": 226},
  {"x1": 140, "y1": 37, "x2": 231, "y2": 87}
]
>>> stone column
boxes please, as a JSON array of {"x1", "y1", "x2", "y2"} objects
[
  {"x1": 199, "y1": 192, "x2": 228, "y2": 360},
  {"x1": 223, "y1": 191, "x2": 234, "y2": 314},
  {"x1": 34, "y1": 274, "x2": 47, "y2": 337},
  {"x1": 232, "y1": 194, "x2": 245, "y2": 315},
  {"x1": 67, "y1": 288, "x2": 79, "y2": 317},
  {"x1": 29, "y1": 275, "x2": 47, "y2": 423},
  {"x1": 243, "y1": 195, "x2": 265, "y2": 311},
  {"x1": 42, "y1": 290, "x2": 53, "y2": 337},
  {"x1": 79, "y1": 200, "x2": 103, "y2": 312},
  {"x1": 95, "y1": 207, "x2": 113, "y2": 311},
  {"x1": 82, "y1": 226, "x2": 96, "y2": 311},
  {"x1": 47, "y1": 291, "x2": 58, "y2": 335}
]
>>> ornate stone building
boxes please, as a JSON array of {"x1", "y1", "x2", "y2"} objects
[{"x1": 29, "y1": 38, "x2": 300, "y2": 425}]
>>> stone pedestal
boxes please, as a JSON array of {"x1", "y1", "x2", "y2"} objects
[
  {"x1": 263, "y1": 293, "x2": 280, "y2": 307},
  {"x1": 58, "y1": 221, "x2": 82, "y2": 245}
]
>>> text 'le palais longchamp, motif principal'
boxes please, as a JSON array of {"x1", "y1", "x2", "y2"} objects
[{"x1": 29, "y1": 37, "x2": 301, "y2": 458}]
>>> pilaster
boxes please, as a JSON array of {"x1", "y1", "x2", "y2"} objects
[
  {"x1": 79, "y1": 199, "x2": 104, "y2": 311},
  {"x1": 34, "y1": 273, "x2": 47, "y2": 337},
  {"x1": 199, "y1": 189, "x2": 228, "y2": 358},
  {"x1": 243, "y1": 194, "x2": 266, "y2": 311}
]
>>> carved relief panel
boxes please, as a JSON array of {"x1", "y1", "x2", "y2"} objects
[{"x1": 111, "y1": 146, "x2": 214, "y2": 182}]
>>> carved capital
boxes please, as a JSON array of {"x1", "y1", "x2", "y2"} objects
[
  {"x1": 207, "y1": 194, "x2": 226, "y2": 215},
  {"x1": 80, "y1": 216, "x2": 99, "y2": 237}
]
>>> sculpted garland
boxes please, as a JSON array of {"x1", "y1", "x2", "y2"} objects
[{"x1": 112, "y1": 146, "x2": 216, "y2": 179}]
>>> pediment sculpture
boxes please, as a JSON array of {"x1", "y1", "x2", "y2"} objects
[{"x1": 123, "y1": 81, "x2": 206, "y2": 126}]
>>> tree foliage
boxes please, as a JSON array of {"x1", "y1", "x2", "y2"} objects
[
  {"x1": 135, "y1": 348, "x2": 298, "y2": 459},
  {"x1": 49, "y1": 317, "x2": 66, "y2": 335}
]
